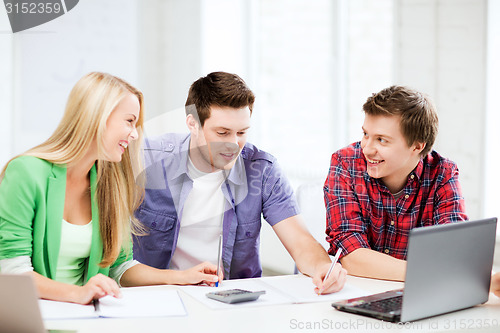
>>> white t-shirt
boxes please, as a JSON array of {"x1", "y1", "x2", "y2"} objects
[{"x1": 170, "y1": 157, "x2": 226, "y2": 270}]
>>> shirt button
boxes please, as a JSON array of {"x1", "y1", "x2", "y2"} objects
[
  {"x1": 391, "y1": 221, "x2": 395, "y2": 226},
  {"x1": 404, "y1": 194, "x2": 409, "y2": 199},
  {"x1": 384, "y1": 249, "x2": 390, "y2": 254},
  {"x1": 410, "y1": 175, "x2": 414, "y2": 179}
]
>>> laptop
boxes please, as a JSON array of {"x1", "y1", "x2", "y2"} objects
[
  {"x1": 332, "y1": 217, "x2": 497, "y2": 323},
  {"x1": 0, "y1": 274, "x2": 76, "y2": 333}
]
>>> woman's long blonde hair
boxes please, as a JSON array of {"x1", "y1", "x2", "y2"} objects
[{"x1": 2, "y1": 72, "x2": 145, "y2": 267}]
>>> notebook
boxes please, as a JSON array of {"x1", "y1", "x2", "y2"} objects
[
  {"x1": 332, "y1": 217, "x2": 497, "y2": 322},
  {"x1": 0, "y1": 274, "x2": 76, "y2": 333}
]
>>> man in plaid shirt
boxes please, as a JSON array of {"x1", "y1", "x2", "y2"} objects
[{"x1": 324, "y1": 86, "x2": 467, "y2": 281}]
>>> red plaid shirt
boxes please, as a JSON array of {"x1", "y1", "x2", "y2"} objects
[{"x1": 324, "y1": 142, "x2": 467, "y2": 260}]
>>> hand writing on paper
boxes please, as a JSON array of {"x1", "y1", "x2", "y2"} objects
[{"x1": 313, "y1": 262, "x2": 347, "y2": 295}]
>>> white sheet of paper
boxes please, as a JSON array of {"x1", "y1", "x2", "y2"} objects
[
  {"x1": 39, "y1": 286, "x2": 186, "y2": 319},
  {"x1": 39, "y1": 300, "x2": 97, "y2": 320},
  {"x1": 260, "y1": 275, "x2": 371, "y2": 303},
  {"x1": 179, "y1": 279, "x2": 291, "y2": 310},
  {"x1": 97, "y1": 287, "x2": 186, "y2": 317},
  {"x1": 178, "y1": 275, "x2": 370, "y2": 310}
]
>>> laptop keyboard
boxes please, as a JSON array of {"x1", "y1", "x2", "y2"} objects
[{"x1": 355, "y1": 295, "x2": 402, "y2": 313}]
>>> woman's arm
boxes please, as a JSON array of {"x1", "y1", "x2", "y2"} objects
[
  {"x1": 119, "y1": 262, "x2": 220, "y2": 287},
  {"x1": 30, "y1": 271, "x2": 121, "y2": 305}
]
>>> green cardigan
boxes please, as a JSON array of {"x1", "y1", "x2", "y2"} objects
[{"x1": 0, "y1": 156, "x2": 131, "y2": 282}]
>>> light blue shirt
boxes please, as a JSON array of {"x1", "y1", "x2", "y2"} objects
[{"x1": 133, "y1": 133, "x2": 299, "y2": 279}]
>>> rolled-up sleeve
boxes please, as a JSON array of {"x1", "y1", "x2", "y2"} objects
[
  {"x1": 324, "y1": 154, "x2": 370, "y2": 258},
  {"x1": 0, "y1": 256, "x2": 34, "y2": 274},
  {"x1": 261, "y1": 161, "x2": 300, "y2": 226},
  {"x1": 433, "y1": 164, "x2": 468, "y2": 224},
  {"x1": 109, "y1": 259, "x2": 140, "y2": 286}
]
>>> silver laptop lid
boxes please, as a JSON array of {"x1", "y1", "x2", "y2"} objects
[
  {"x1": 401, "y1": 218, "x2": 497, "y2": 322},
  {"x1": 0, "y1": 274, "x2": 46, "y2": 333}
]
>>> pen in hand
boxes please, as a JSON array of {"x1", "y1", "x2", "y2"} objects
[
  {"x1": 215, "y1": 233, "x2": 223, "y2": 287},
  {"x1": 92, "y1": 299, "x2": 100, "y2": 313},
  {"x1": 318, "y1": 248, "x2": 342, "y2": 295}
]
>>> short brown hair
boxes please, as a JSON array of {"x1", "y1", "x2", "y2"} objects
[
  {"x1": 185, "y1": 72, "x2": 255, "y2": 126},
  {"x1": 363, "y1": 85, "x2": 439, "y2": 156}
]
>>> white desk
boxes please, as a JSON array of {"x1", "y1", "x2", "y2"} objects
[{"x1": 45, "y1": 275, "x2": 500, "y2": 333}]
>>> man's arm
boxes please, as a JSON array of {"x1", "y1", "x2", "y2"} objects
[
  {"x1": 433, "y1": 165, "x2": 468, "y2": 224},
  {"x1": 324, "y1": 152, "x2": 408, "y2": 281},
  {"x1": 272, "y1": 215, "x2": 346, "y2": 294},
  {"x1": 120, "y1": 262, "x2": 220, "y2": 287},
  {"x1": 340, "y1": 248, "x2": 406, "y2": 281}
]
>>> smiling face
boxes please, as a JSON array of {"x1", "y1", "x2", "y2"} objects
[
  {"x1": 101, "y1": 93, "x2": 140, "y2": 162},
  {"x1": 187, "y1": 105, "x2": 251, "y2": 172},
  {"x1": 361, "y1": 113, "x2": 424, "y2": 193}
]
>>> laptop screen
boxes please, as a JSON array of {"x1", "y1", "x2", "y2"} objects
[{"x1": 401, "y1": 218, "x2": 497, "y2": 322}]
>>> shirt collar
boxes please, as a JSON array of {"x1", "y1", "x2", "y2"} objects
[
  {"x1": 412, "y1": 158, "x2": 424, "y2": 182},
  {"x1": 225, "y1": 150, "x2": 246, "y2": 186},
  {"x1": 170, "y1": 135, "x2": 191, "y2": 180},
  {"x1": 169, "y1": 134, "x2": 246, "y2": 186}
]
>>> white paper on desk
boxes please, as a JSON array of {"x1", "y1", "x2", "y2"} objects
[
  {"x1": 260, "y1": 275, "x2": 371, "y2": 303},
  {"x1": 179, "y1": 275, "x2": 370, "y2": 309},
  {"x1": 39, "y1": 286, "x2": 187, "y2": 319},
  {"x1": 98, "y1": 287, "x2": 186, "y2": 317},
  {"x1": 40, "y1": 300, "x2": 97, "y2": 319},
  {"x1": 179, "y1": 279, "x2": 292, "y2": 310}
]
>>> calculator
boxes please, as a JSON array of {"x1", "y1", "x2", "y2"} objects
[{"x1": 206, "y1": 289, "x2": 266, "y2": 304}]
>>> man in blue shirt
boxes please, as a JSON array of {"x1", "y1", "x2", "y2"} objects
[{"x1": 133, "y1": 72, "x2": 346, "y2": 294}]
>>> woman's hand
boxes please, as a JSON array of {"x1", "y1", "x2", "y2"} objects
[{"x1": 70, "y1": 273, "x2": 122, "y2": 304}]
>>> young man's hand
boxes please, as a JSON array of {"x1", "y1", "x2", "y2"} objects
[
  {"x1": 312, "y1": 262, "x2": 347, "y2": 295},
  {"x1": 178, "y1": 262, "x2": 221, "y2": 286}
]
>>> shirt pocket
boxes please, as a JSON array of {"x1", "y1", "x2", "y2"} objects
[
  {"x1": 235, "y1": 218, "x2": 262, "y2": 241},
  {"x1": 135, "y1": 208, "x2": 176, "y2": 252},
  {"x1": 231, "y1": 218, "x2": 262, "y2": 276}
]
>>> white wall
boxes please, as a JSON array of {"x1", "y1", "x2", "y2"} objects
[
  {"x1": 0, "y1": 0, "x2": 139, "y2": 167},
  {"x1": 486, "y1": 0, "x2": 500, "y2": 272},
  {"x1": 485, "y1": 0, "x2": 500, "y2": 224},
  {"x1": 394, "y1": 0, "x2": 487, "y2": 220},
  {"x1": 0, "y1": 9, "x2": 13, "y2": 166}
]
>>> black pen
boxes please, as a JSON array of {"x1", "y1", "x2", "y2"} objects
[{"x1": 92, "y1": 298, "x2": 100, "y2": 313}]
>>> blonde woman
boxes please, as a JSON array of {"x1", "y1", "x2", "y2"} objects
[{"x1": 0, "y1": 72, "x2": 219, "y2": 305}]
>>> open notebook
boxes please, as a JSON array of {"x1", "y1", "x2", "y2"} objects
[
  {"x1": 40, "y1": 285, "x2": 187, "y2": 319},
  {"x1": 0, "y1": 273, "x2": 187, "y2": 333}
]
